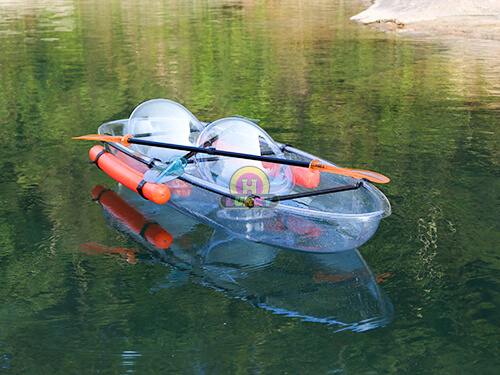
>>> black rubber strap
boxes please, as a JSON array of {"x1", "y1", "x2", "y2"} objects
[
  {"x1": 136, "y1": 179, "x2": 147, "y2": 200},
  {"x1": 91, "y1": 149, "x2": 107, "y2": 170}
]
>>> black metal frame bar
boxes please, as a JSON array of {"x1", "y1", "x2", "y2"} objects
[
  {"x1": 269, "y1": 181, "x2": 363, "y2": 202},
  {"x1": 105, "y1": 141, "x2": 365, "y2": 208}
]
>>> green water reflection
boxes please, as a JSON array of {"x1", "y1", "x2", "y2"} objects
[{"x1": 0, "y1": 0, "x2": 498, "y2": 373}]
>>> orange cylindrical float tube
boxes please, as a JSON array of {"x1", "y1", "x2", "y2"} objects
[
  {"x1": 290, "y1": 166, "x2": 320, "y2": 189},
  {"x1": 89, "y1": 145, "x2": 171, "y2": 205},
  {"x1": 92, "y1": 185, "x2": 173, "y2": 249},
  {"x1": 113, "y1": 146, "x2": 149, "y2": 174},
  {"x1": 262, "y1": 162, "x2": 320, "y2": 189}
]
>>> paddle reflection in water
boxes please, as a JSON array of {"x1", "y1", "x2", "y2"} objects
[{"x1": 83, "y1": 183, "x2": 394, "y2": 333}]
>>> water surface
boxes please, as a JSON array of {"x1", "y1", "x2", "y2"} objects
[{"x1": 0, "y1": 0, "x2": 498, "y2": 374}]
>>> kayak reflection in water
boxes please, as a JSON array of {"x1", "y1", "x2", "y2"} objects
[{"x1": 81, "y1": 183, "x2": 394, "y2": 332}]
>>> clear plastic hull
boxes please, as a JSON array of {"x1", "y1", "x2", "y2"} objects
[{"x1": 98, "y1": 119, "x2": 391, "y2": 252}]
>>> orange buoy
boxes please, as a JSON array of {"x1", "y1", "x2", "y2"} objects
[
  {"x1": 290, "y1": 166, "x2": 320, "y2": 189},
  {"x1": 92, "y1": 185, "x2": 173, "y2": 249},
  {"x1": 89, "y1": 145, "x2": 171, "y2": 205},
  {"x1": 262, "y1": 162, "x2": 320, "y2": 189}
]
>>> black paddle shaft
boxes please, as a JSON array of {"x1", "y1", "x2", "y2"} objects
[{"x1": 128, "y1": 138, "x2": 313, "y2": 169}]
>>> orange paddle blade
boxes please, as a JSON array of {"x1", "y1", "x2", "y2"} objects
[
  {"x1": 309, "y1": 159, "x2": 390, "y2": 184},
  {"x1": 72, "y1": 134, "x2": 133, "y2": 146}
]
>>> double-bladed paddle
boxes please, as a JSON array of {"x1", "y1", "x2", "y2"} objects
[{"x1": 72, "y1": 134, "x2": 390, "y2": 184}]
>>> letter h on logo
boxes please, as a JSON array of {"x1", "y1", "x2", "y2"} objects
[{"x1": 241, "y1": 178, "x2": 258, "y2": 195}]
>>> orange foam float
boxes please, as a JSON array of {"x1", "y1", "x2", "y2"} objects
[{"x1": 89, "y1": 145, "x2": 171, "y2": 205}]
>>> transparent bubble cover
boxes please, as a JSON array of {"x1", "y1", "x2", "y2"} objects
[
  {"x1": 195, "y1": 118, "x2": 293, "y2": 195},
  {"x1": 126, "y1": 99, "x2": 204, "y2": 161}
]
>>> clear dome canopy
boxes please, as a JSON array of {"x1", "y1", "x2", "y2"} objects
[
  {"x1": 195, "y1": 118, "x2": 293, "y2": 194},
  {"x1": 126, "y1": 99, "x2": 204, "y2": 161}
]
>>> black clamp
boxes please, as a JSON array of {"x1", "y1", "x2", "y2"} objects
[
  {"x1": 279, "y1": 144, "x2": 292, "y2": 152},
  {"x1": 90, "y1": 149, "x2": 107, "y2": 170},
  {"x1": 136, "y1": 179, "x2": 147, "y2": 200},
  {"x1": 244, "y1": 194, "x2": 260, "y2": 208}
]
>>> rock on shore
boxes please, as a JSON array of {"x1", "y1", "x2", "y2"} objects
[
  {"x1": 352, "y1": 0, "x2": 500, "y2": 24},
  {"x1": 351, "y1": 0, "x2": 500, "y2": 39}
]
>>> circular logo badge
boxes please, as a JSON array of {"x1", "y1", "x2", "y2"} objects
[{"x1": 220, "y1": 166, "x2": 279, "y2": 209}]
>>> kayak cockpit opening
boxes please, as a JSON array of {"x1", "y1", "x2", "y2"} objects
[{"x1": 195, "y1": 117, "x2": 294, "y2": 195}]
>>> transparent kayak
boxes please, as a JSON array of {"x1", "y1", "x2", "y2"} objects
[{"x1": 95, "y1": 99, "x2": 391, "y2": 252}]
